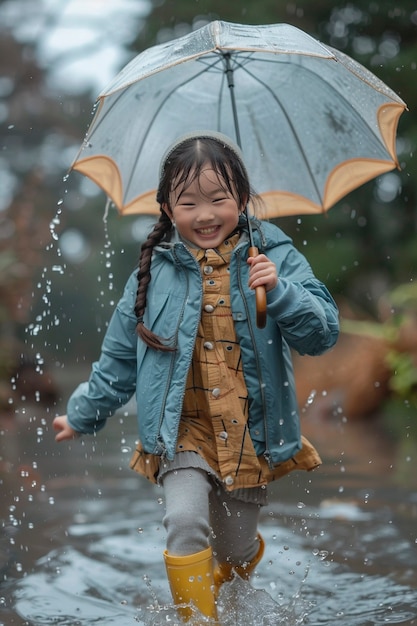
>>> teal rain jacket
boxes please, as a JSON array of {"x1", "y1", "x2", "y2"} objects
[{"x1": 67, "y1": 218, "x2": 339, "y2": 468}]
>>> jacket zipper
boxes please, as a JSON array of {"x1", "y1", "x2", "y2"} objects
[
  {"x1": 235, "y1": 247, "x2": 273, "y2": 468},
  {"x1": 157, "y1": 248, "x2": 202, "y2": 458}
]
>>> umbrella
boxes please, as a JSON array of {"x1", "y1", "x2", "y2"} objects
[
  {"x1": 71, "y1": 20, "x2": 406, "y2": 220},
  {"x1": 70, "y1": 20, "x2": 407, "y2": 328}
]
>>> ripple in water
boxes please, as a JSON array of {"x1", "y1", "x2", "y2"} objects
[{"x1": 11, "y1": 541, "x2": 417, "y2": 626}]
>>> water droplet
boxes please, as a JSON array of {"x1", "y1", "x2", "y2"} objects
[{"x1": 307, "y1": 390, "x2": 316, "y2": 405}]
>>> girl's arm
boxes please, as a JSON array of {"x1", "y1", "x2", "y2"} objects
[
  {"x1": 53, "y1": 415, "x2": 81, "y2": 441},
  {"x1": 264, "y1": 245, "x2": 339, "y2": 356},
  {"x1": 64, "y1": 273, "x2": 139, "y2": 434}
]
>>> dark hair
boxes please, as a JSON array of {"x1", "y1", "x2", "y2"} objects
[{"x1": 135, "y1": 136, "x2": 252, "y2": 351}]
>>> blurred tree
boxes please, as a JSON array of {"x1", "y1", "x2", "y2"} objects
[{"x1": 0, "y1": 8, "x2": 105, "y2": 409}]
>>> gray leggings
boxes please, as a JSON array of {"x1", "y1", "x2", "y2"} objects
[{"x1": 161, "y1": 468, "x2": 261, "y2": 565}]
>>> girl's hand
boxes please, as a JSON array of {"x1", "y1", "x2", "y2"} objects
[
  {"x1": 247, "y1": 254, "x2": 278, "y2": 292},
  {"x1": 53, "y1": 415, "x2": 81, "y2": 442}
]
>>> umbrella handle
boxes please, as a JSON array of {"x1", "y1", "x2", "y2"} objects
[{"x1": 248, "y1": 246, "x2": 267, "y2": 329}]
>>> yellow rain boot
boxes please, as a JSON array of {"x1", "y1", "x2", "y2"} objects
[
  {"x1": 164, "y1": 545, "x2": 218, "y2": 623},
  {"x1": 213, "y1": 533, "x2": 265, "y2": 594}
]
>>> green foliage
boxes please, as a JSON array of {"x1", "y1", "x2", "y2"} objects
[
  {"x1": 386, "y1": 350, "x2": 417, "y2": 399},
  {"x1": 341, "y1": 281, "x2": 417, "y2": 411},
  {"x1": 385, "y1": 282, "x2": 417, "y2": 406}
]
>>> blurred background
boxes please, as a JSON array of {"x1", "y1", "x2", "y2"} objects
[
  {"x1": 1, "y1": 3, "x2": 417, "y2": 623},
  {"x1": 0, "y1": 0, "x2": 416, "y2": 438}
]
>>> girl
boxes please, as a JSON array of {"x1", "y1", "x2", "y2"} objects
[{"x1": 53, "y1": 131, "x2": 339, "y2": 623}]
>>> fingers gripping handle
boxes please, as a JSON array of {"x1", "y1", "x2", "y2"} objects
[{"x1": 248, "y1": 246, "x2": 267, "y2": 329}]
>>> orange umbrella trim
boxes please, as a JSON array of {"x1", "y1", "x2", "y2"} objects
[{"x1": 72, "y1": 155, "x2": 124, "y2": 211}]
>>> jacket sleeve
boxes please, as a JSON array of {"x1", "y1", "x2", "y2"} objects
[
  {"x1": 67, "y1": 273, "x2": 138, "y2": 434},
  {"x1": 266, "y1": 244, "x2": 339, "y2": 356}
]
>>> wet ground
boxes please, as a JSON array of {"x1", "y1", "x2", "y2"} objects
[{"x1": 1, "y1": 395, "x2": 416, "y2": 625}]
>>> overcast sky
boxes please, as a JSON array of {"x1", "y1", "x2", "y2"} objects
[{"x1": 1, "y1": 0, "x2": 150, "y2": 94}]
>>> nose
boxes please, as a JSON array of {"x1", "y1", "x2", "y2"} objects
[{"x1": 195, "y1": 203, "x2": 215, "y2": 222}]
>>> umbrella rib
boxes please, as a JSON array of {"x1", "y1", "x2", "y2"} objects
[
  {"x1": 85, "y1": 54, "x2": 225, "y2": 146},
  {"x1": 231, "y1": 53, "x2": 393, "y2": 152},
  {"x1": 123, "y1": 55, "x2": 226, "y2": 201},
  {"x1": 232, "y1": 59, "x2": 325, "y2": 206}
]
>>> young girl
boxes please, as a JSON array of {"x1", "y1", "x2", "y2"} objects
[{"x1": 53, "y1": 131, "x2": 339, "y2": 623}]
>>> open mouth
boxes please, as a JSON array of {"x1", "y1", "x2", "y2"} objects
[{"x1": 195, "y1": 226, "x2": 220, "y2": 236}]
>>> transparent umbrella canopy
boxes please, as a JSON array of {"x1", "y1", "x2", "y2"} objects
[{"x1": 71, "y1": 20, "x2": 407, "y2": 219}]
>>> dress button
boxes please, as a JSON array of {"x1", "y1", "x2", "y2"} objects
[
  {"x1": 203, "y1": 341, "x2": 214, "y2": 350},
  {"x1": 224, "y1": 475, "x2": 234, "y2": 486},
  {"x1": 212, "y1": 387, "x2": 221, "y2": 398},
  {"x1": 204, "y1": 304, "x2": 215, "y2": 313},
  {"x1": 204, "y1": 265, "x2": 213, "y2": 275},
  {"x1": 219, "y1": 431, "x2": 228, "y2": 441}
]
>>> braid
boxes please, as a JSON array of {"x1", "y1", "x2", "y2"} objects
[{"x1": 135, "y1": 210, "x2": 175, "y2": 351}]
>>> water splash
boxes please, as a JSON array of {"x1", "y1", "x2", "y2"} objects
[
  {"x1": 25, "y1": 198, "x2": 66, "y2": 362},
  {"x1": 138, "y1": 574, "x2": 309, "y2": 626},
  {"x1": 217, "y1": 575, "x2": 309, "y2": 625}
]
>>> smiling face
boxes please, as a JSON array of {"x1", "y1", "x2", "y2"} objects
[{"x1": 163, "y1": 165, "x2": 243, "y2": 249}]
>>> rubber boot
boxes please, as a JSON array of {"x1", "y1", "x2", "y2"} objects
[
  {"x1": 213, "y1": 533, "x2": 265, "y2": 594},
  {"x1": 164, "y1": 545, "x2": 218, "y2": 623}
]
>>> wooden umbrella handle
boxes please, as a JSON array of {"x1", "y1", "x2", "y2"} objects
[{"x1": 248, "y1": 246, "x2": 267, "y2": 329}]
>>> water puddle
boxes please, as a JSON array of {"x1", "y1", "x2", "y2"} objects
[{"x1": 1, "y1": 407, "x2": 417, "y2": 625}]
